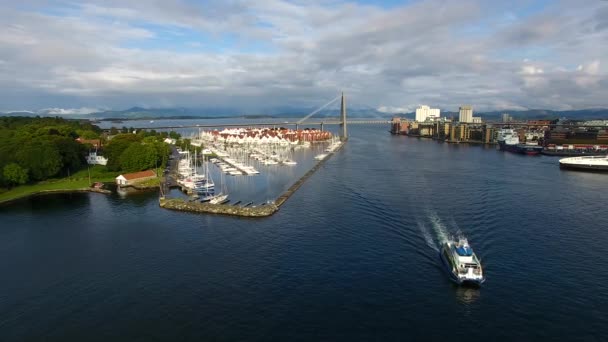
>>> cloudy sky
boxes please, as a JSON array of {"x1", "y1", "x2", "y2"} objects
[{"x1": 1, "y1": 0, "x2": 607, "y2": 113}]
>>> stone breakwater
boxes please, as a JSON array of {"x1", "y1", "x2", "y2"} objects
[{"x1": 160, "y1": 198, "x2": 279, "y2": 217}]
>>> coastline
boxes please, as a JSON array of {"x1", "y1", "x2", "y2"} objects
[{"x1": 0, "y1": 187, "x2": 111, "y2": 206}]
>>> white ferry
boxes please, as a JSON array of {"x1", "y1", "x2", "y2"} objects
[
  {"x1": 559, "y1": 155, "x2": 608, "y2": 172},
  {"x1": 440, "y1": 239, "x2": 485, "y2": 286}
]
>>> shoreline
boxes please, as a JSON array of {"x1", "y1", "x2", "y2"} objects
[{"x1": 0, "y1": 187, "x2": 112, "y2": 206}]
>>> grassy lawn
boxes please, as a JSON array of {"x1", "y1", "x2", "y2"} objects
[
  {"x1": 0, "y1": 165, "x2": 118, "y2": 203},
  {"x1": 135, "y1": 177, "x2": 161, "y2": 187}
]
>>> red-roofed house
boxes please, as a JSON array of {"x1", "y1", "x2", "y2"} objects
[
  {"x1": 76, "y1": 138, "x2": 102, "y2": 148},
  {"x1": 115, "y1": 170, "x2": 157, "y2": 186}
]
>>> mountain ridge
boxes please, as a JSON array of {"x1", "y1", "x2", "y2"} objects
[{"x1": 2, "y1": 107, "x2": 608, "y2": 121}]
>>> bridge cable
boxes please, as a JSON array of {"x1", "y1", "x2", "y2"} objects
[{"x1": 296, "y1": 94, "x2": 341, "y2": 124}]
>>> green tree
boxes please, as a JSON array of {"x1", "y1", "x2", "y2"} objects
[
  {"x1": 119, "y1": 143, "x2": 157, "y2": 172},
  {"x1": 104, "y1": 134, "x2": 142, "y2": 171},
  {"x1": 15, "y1": 140, "x2": 62, "y2": 181},
  {"x1": 76, "y1": 129, "x2": 100, "y2": 139},
  {"x1": 48, "y1": 136, "x2": 86, "y2": 174},
  {"x1": 3, "y1": 163, "x2": 29, "y2": 186}
]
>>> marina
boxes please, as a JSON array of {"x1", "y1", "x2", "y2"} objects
[
  {"x1": 164, "y1": 131, "x2": 345, "y2": 216},
  {"x1": 160, "y1": 95, "x2": 349, "y2": 216}
]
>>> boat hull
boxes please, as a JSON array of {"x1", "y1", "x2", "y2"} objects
[
  {"x1": 559, "y1": 163, "x2": 608, "y2": 172},
  {"x1": 498, "y1": 142, "x2": 542, "y2": 155}
]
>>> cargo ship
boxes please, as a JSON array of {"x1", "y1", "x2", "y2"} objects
[
  {"x1": 559, "y1": 155, "x2": 608, "y2": 172},
  {"x1": 497, "y1": 129, "x2": 543, "y2": 155}
]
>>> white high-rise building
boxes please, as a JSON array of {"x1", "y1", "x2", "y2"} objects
[
  {"x1": 459, "y1": 105, "x2": 473, "y2": 123},
  {"x1": 415, "y1": 105, "x2": 441, "y2": 122}
]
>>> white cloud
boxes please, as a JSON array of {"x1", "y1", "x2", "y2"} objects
[
  {"x1": 39, "y1": 107, "x2": 104, "y2": 115},
  {"x1": 377, "y1": 106, "x2": 412, "y2": 114},
  {"x1": 0, "y1": 0, "x2": 607, "y2": 111}
]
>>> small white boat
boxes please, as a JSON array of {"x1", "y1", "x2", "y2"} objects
[
  {"x1": 209, "y1": 194, "x2": 228, "y2": 204},
  {"x1": 314, "y1": 153, "x2": 328, "y2": 160},
  {"x1": 282, "y1": 159, "x2": 297, "y2": 165}
]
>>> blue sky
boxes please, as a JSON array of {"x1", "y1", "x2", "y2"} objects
[{"x1": 0, "y1": 0, "x2": 607, "y2": 113}]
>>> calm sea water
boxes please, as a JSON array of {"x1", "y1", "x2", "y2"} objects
[{"x1": 1, "y1": 123, "x2": 608, "y2": 341}]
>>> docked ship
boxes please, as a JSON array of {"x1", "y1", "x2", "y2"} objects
[
  {"x1": 559, "y1": 155, "x2": 608, "y2": 172},
  {"x1": 440, "y1": 239, "x2": 485, "y2": 286},
  {"x1": 542, "y1": 144, "x2": 608, "y2": 157},
  {"x1": 497, "y1": 129, "x2": 543, "y2": 155}
]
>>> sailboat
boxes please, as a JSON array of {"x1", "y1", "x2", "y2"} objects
[
  {"x1": 196, "y1": 155, "x2": 214, "y2": 192},
  {"x1": 209, "y1": 171, "x2": 229, "y2": 204}
]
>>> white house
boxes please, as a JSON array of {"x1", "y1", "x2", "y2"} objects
[{"x1": 86, "y1": 150, "x2": 108, "y2": 165}]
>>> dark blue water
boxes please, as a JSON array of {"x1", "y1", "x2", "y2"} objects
[{"x1": 1, "y1": 125, "x2": 608, "y2": 341}]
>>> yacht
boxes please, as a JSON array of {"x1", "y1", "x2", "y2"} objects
[
  {"x1": 314, "y1": 153, "x2": 328, "y2": 160},
  {"x1": 209, "y1": 194, "x2": 229, "y2": 204},
  {"x1": 440, "y1": 239, "x2": 485, "y2": 286}
]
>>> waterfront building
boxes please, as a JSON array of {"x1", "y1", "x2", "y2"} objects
[
  {"x1": 484, "y1": 126, "x2": 495, "y2": 144},
  {"x1": 115, "y1": 170, "x2": 157, "y2": 186},
  {"x1": 391, "y1": 117, "x2": 405, "y2": 134},
  {"x1": 583, "y1": 120, "x2": 608, "y2": 127},
  {"x1": 450, "y1": 123, "x2": 472, "y2": 141},
  {"x1": 415, "y1": 105, "x2": 441, "y2": 122},
  {"x1": 459, "y1": 105, "x2": 473, "y2": 123}
]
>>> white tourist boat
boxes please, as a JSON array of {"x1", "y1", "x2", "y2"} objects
[{"x1": 440, "y1": 239, "x2": 485, "y2": 286}]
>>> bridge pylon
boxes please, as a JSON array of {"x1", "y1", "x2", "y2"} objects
[{"x1": 340, "y1": 92, "x2": 347, "y2": 140}]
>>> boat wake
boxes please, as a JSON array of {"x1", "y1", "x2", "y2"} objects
[
  {"x1": 421, "y1": 210, "x2": 469, "y2": 250},
  {"x1": 418, "y1": 221, "x2": 438, "y2": 252},
  {"x1": 429, "y1": 211, "x2": 451, "y2": 245}
]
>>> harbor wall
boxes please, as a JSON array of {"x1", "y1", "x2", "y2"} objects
[
  {"x1": 160, "y1": 198, "x2": 278, "y2": 217},
  {"x1": 275, "y1": 141, "x2": 344, "y2": 207}
]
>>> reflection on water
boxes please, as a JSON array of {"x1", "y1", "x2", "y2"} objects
[{"x1": 453, "y1": 286, "x2": 481, "y2": 305}]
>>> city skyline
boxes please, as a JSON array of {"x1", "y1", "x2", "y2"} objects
[{"x1": 1, "y1": 0, "x2": 607, "y2": 113}]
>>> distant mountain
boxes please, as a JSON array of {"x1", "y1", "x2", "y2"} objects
[
  {"x1": 87, "y1": 107, "x2": 394, "y2": 120},
  {"x1": 1, "y1": 107, "x2": 607, "y2": 121}
]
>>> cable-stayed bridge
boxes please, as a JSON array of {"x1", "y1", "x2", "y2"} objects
[{"x1": 126, "y1": 93, "x2": 391, "y2": 138}]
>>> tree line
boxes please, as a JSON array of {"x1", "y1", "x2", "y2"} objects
[{"x1": 0, "y1": 117, "x2": 179, "y2": 188}]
